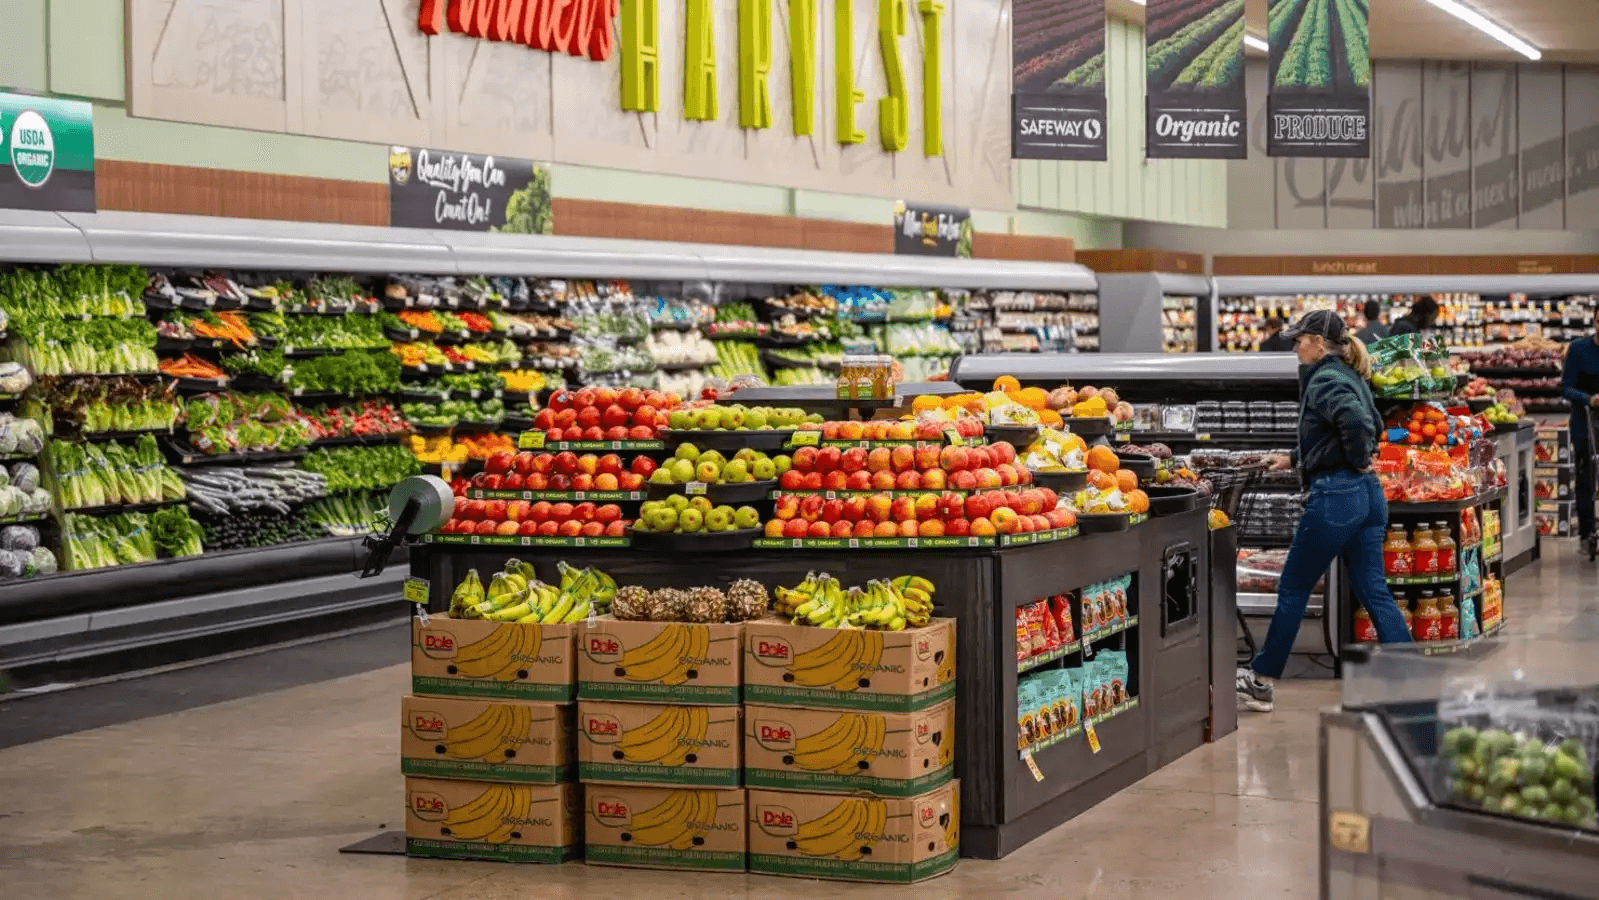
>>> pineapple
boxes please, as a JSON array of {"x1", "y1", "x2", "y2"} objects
[
  {"x1": 645, "y1": 587, "x2": 689, "y2": 622},
  {"x1": 727, "y1": 579, "x2": 769, "y2": 621},
  {"x1": 612, "y1": 585, "x2": 650, "y2": 621},
  {"x1": 684, "y1": 587, "x2": 728, "y2": 623}
]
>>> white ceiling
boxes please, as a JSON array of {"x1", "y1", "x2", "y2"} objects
[{"x1": 1108, "y1": 0, "x2": 1599, "y2": 63}]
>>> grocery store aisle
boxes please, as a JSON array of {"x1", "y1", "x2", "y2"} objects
[{"x1": 0, "y1": 544, "x2": 1590, "y2": 900}]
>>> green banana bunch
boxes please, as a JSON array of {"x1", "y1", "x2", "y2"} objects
[{"x1": 448, "y1": 569, "x2": 485, "y2": 618}]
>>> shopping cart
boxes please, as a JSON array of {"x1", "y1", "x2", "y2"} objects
[{"x1": 1198, "y1": 463, "x2": 1267, "y2": 665}]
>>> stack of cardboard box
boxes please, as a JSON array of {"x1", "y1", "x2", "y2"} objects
[
  {"x1": 740, "y1": 617, "x2": 961, "y2": 883},
  {"x1": 401, "y1": 616, "x2": 582, "y2": 862},
  {"x1": 575, "y1": 618, "x2": 748, "y2": 871}
]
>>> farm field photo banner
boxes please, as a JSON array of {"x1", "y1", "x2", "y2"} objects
[
  {"x1": 1145, "y1": 0, "x2": 1247, "y2": 158},
  {"x1": 1012, "y1": 0, "x2": 1109, "y2": 160},
  {"x1": 1266, "y1": 0, "x2": 1371, "y2": 157}
]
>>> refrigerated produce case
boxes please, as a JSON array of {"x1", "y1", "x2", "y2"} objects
[
  {"x1": 1322, "y1": 632, "x2": 1599, "y2": 899},
  {"x1": 1090, "y1": 272, "x2": 1208, "y2": 354},
  {"x1": 0, "y1": 209, "x2": 1101, "y2": 687}
]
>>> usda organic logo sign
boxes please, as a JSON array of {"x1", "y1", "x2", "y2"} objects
[{"x1": 9, "y1": 110, "x2": 55, "y2": 188}]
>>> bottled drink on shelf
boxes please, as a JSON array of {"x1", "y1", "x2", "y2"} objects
[
  {"x1": 1412, "y1": 591, "x2": 1442, "y2": 642},
  {"x1": 1439, "y1": 590, "x2": 1460, "y2": 640},
  {"x1": 1383, "y1": 526, "x2": 1413, "y2": 577},
  {"x1": 1353, "y1": 606, "x2": 1377, "y2": 643},
  {"x1": 1434, "y1": 521, "x2": 1456, "y2": 575},
  {"x1": 1412, "y1": 525, "x2": 1439, "y2": 578}
]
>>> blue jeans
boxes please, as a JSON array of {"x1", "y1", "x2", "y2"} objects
[{"x1": 1252, "y1": 469, "x2": 1412, "y2": 679}]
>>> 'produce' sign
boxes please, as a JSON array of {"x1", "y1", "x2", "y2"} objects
[
  {"x1": 1266, "y1": 0, "x2": 1371, "y2": 157},
  {"x1": 1144, "y1": 0, "x2": 1248, "y2": 159},
  {"x1": 388, "y1": 147, "x2": 553, "y2": 234},
  {"x1": 1011, "y1": 0, "x2": 1108, "y2": 160},
  {"x1": 0, "y1": 92, "x2": 94, "y2": 212}
]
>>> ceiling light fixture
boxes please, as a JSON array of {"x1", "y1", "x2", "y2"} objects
[
  {"x1": 1244, "y1": 33, "x2": 1268, "y2": 52},
  {"x1": 1422, "y1": 0, "x2": 1541, "y2": 60}
]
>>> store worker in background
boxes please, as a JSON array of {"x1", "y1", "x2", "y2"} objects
[
  {"x1": 1387, "y1": 297, "x2": 1438, "y2": 337},
  {"x1": 1259, "y1": 317, "x2": 1295, "y2": 351},
  {"x1": 1562, "y1": 312, "x2": 1599, "y2": 552},
  {"x1": 1238, "y1": 310, "x2": 1412, "y2": 713},
  {"x1": 1355, "y1": 299, "x2": 1389, "y2": 344}
]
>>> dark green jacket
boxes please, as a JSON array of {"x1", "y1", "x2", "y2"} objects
[{"x1": 1291, "y1": 355, "x2": 1382, "y2": 478}]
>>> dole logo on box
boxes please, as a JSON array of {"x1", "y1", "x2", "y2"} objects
[
  {"x1": 409, "y1": 710, "x2": 447, "y2": 739},
  {"x1": 584, "y1": 632, "x2": 623, "y2": 663},
  {"x1": 584, "y1": 713, "x2": 623, "y2": 743},
  {"x1": 754, "y1": 719, "x2": 796, "y2": 751},
  {"x1": 593, "y1": 796, "x2": 631, "y2": 824},
  {"x1": 756, "y1": 804, "x2": 797, "y2": 836},
  {"x1": 916, "y1": 635, "x2": 933, "y2": 660},
  {"x1": 420, "y1": 629, "x2": 457, "y2": 659},
  {"x1": 753, "y1": 637, "x2": 793, "y2": 666},
  {"x1": 410, "y1": 791, "x2": 448, "y2": 821}
]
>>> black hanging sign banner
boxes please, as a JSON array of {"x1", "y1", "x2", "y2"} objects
[
  {"x1": 1145, "y1": 0, "x2": 1248, "y2": 159},
  {"x1": 1266, "y1": 0, "x2": 1372, "y2": 157},
  {"x1": 1011, "y1": 0, "x2": 1108, "y2": 161}
]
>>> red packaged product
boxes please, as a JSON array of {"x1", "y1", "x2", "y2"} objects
[
  {"x1": 1015, "y1": 608, "x2": 1031, "y2": 662},
  {"x1": 1051, "y1": 594, "x2": 1075, "y2": 644},
  {"x1": 1041, "y1": 608, "x2": 1062, "y2": 650},
  {"x1": 1024, "y1": 602, "x2": 1048, "y2": 655}
]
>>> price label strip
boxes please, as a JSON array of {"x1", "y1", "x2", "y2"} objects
[
  {"x1": 1021, "y1": 750, "x2": 1045, "y2": 781},
  {"x1": 403, "y1": 577, "x2": 430, "y2": 606},
  {"x1": 1085, "y1": 720, "x2": 1101, "y2": 754}
]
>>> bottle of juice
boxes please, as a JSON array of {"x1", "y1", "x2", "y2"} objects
[
  {"x1": 1412, "y1": 525, "x2": 1439, "y2": 578},
  {"x1": 1383, "y1": 526, "x2": 1413, "y2": 578},
  {"x1": 836, "y1": 355, "x2": 859, "y2": 400},
  {"x1": 1399, "y1": 594, "x2": 1413, "y2": 632},
  {"x1": 1353, "y1": 607, "x2": 1378, "y2": 643},
  {"x1": 1439, "y1": 591, "x2": 1460, "y2": 640},
  {"x1": 1434, "y1": 521, "x2": 1456, "y2": 575},
  {"x1": 869, "y1": 355, "x2": 892, "y2": 400},
  {"x1": 1412, "y1": 593, "x2": 1442, "y2": 641}
]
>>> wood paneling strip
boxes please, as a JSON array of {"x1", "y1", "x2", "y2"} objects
[
  {"x1": 1076, "y1": 249, "x2": 1201, "y2": 273},
  {"x1": 97, "y1": 161, "x2": 387, "y2": 226}
]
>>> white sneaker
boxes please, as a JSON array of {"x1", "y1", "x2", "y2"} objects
[{"x1": 1236, "y1": 667, "x2": 1274, "y2": 712}]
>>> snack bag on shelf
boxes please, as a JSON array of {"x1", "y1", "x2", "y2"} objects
[
  {"x1": 1080, "y1": 661, "x2": 1101, "y2": 720},
  {"x1": 1101, "y1": 651, "x2": 1130, "y2": 707},
  {"x1": 1017, "y1": 678, "x2": 1039, "y2": 750},
  {"x1": 1014, "y1": 607, "x2": 1031, "y2": 663},
  {"x1": 1041, "y1": 605, "x2": 1062, "y2": 650},
  {"x1": 1059, "y1": 669, "x2": 1081, "y2": 729},
  {"x1": 1051, "y1": 593, "x2": 1075, "y2": 645},
  {"x1": 1108, "y1": 575, "x2": 1132, "y2": 625},
  {"x1": 1459, "y1": 592, "x2": 1481, "y2": 640},
  {"x1": 1025, "y1": 603, "x2": 1047, "y2": 655}
]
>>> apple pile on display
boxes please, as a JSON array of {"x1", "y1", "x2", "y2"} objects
[
  {"x1": 764, "y1": 482, "x2": 1074, "y2": 540},
  {"x1": 792, "y1": 415, "x2": 984, "y2": 443},
  {"x1": 469, "y1": 449, "x2": 655, "y2": 494},
  {"x1": 648, "y1": 443, "x2": 787, "y2": 487},
  {"x1": 438, "y1": 495, "x2": 631, "y2": 538},
  {"x1": 664, "y1": 403, "x2": 819, "y2": 431},
  {"x1": 634, "y1": 495, "x2": 764, "y2": 534},
  {"x1": 775, "y1": 440, "x2": 1032, "y2": 494},
  {"x1": 530, "y1": 385, "x2": 681, "y2": 443}
]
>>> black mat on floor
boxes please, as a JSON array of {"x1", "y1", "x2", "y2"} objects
[
  {"x1": 340, "y1": 831, "x2": 406, "y2": 855},
  {"x1": 0, "y1": 619, "x2": 409, "y2": 749}
]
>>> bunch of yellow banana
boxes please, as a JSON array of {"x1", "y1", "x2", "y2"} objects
[
  {"x1": 439, "y1": 703, "x2": 534, "y2": 761},
  {"x1": 450, "y1": 624, "x2": 542, "y2": 680},
  {"x1": 620, "y1": 790, "x2": 721, "y2": 849},
  {"x1": 448, "y1": 569, "x2": 484, "y2": 617},
  {"x1": 457, "y1": 564, "x2": 530, "y2": 619},
  {"x1": 439, "y1": 784, "x2": 537, "y2": 843},
  {"x1": 789, "y1": 629, "x2": 884, "y2": 691},
  {"x1": 612, "y1": 706, "x2": 711, "y2": 765},
  {"x1": 789, "y1": 712, "x2": 887, "y2": 774},
  {"x1": 792, "y1": 797, "x2": 887, "y2": 860},
  {"x1": 773, "y1": 574, "x2": 936, "y2": 631},
  {"x1": 616, "y1": 623, "x2": 710, "y2": 685}
]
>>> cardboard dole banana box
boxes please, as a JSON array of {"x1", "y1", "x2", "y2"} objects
[
  {"x1": 577, "y1": 618, "x2": 743, "y2": 704},
  {"x1": 743, "y1": 618, "x2": 955, "y2": 712},
  {"x1": 584, "y1": 784, "x2": 747, "y2": 871},
  {"x1": 400, "y1": 695, "x2": 574, "y2": 783},
  {"x1": 404, "y1": 777, "x2": 579, "y2": 863},
  {"x1": 746, "y1": 781, "x2": 960, "y2": 882},
  {"x1": 577, "y1": 700, "x2": 742, "y2": 787},
  {"x1": 744, "y1": 701, "x2": 954, "y2": 797},
  {"x1": 411, "y1": 617, "x2": 577, "y2": 702}
]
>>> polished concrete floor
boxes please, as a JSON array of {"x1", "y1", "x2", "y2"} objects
[{"x1": 1, "y1": 543, "x2": 1593, "y2": 900}]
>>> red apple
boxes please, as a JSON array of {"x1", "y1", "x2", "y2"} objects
[
  {"x1": 505, "y1": 500, "x2": 530, "y2": 521},
  {"x1": 1018, "y1": 489, "x2": 1044, "y2": 516},
  {"x1": 594, "y1": 473, "x2": 619, "y2": 491},
  {"x1": 990, "y1": 507, "x2": 1019, "y2": 534},
  {"x1": 918, "y1": 519, "x2": 946, "y2": 537},
  {"x1": 784, "y1": 519, "x2": 810, "y2": 539},
  {"x1": 970, "y1": 517, "x2": 996, "y2": 537},
  {"x1": 816, "y1": 446, "x2": 843, "y2": 473},
  {"x1": 915, "y1": 420, "x2": 943, "y2": 441},
  {"x1": 618, "y1": 472, "x2": 643, "y2": 491},
  {"x1": 823, "y1": 471, "x2": 849, "y2": 491},
  {"x1": 553, "y1": 451, "x2": 579, "y2": 474},
  {"x1": 550, "y1": 502, "x2": 574, "y2": 521},
  {"x1": 604, "y1": 520, "x2": 627, "y2": 537},
  {"x1": 596, "y1": 505, "x2": 622, "y2": 524},
  {"x1": 532, "y1": 408, "x2": 555, "y2": 431},
  {"x1": 895, "y1": 470, "x2": 922, "y2": 490},
  {"x1": 633, "y1": 405, "x2": 658, "y2": 427},
  {"x1": 627, "y1": 425, "x2": 653, "y2": 440},
  {"x1": 853, "y1": 519, "x2": 876, "y2": 538},
  {"x1": 975, "y1": 468, "x2": 1003, "y2": 489},
  {"x1": 921, "y1": 468, "x2": 947, "y2": 490},
  {"x1": 950, "y1": 470, "x2": 978, "y2": 491},
  {"x1": 965, "y1": 494, "x2": 993, "y2": 521},
  {"x1": 792, "y1": 447, "x2": 819, "y2": 472},
  {"x1": 774, "y1": 495, "x2": 800, "y2": 520},
  {"x1": 779, "y1": 470, "x2": 806, "y2": 490},
  {"x1": 821, "y1": 499, "x2": 844, "y2": 523},
  {"x1": 800, "y1": 495, "x2": 826, "y2": 522},
  {"x1": 553, "y1": 408, "x2": 578, "y2": 430},
  {"x1": 866, "y1": 448, "x2": 894, "y2": 473},
  {"x1": 873, "y1": 521, "x2": 899, "y2": 537},
  {"x1": 485, "y1": 451, "x2": 514, "y2": 474},
  {"x1": 503, "y1": 472, "x2": 526, "y2": 491},
  {"x1": 526, "y1": 473, "x2": 549, "y2": 491},
  {"x1": 572, "y1": 502, "x2": 597, "y2": 522},
  {"x1": 830, "y1": 520, "x2": 853, "y2": 538},
  {"x1": 846, "y1": 471, "x2": 872, "y2": 491},
  {"x1": 889, "y1": 496, "x2": 917, "y2": 522},
  {"x1": 631, "y1": 455, "x2": 657, "y2": 476},
  {"x1": 866, "y1": 494, "x2": 894, "y2": 523},
  {"x1": 581, "y1": 426, "x2": 604, "y2": 441},
  {"x1": 808, "y1": 520, "x2": 832, "y2": 538},
  {"x1": 518, "y1": 520, "x2": 539, "y2": 536},
  {"x1": 947, "y1": 517, "x2": 971, "y2": 536},
  {"x1": 801, "y1": 472, "x2": 824, "y2": 490},
  {"x1": 870, "y1": 471, "x2": 897, "y2": 490},
  {"x1": 913, "y1": 445, "x2": 941, "y2": 470},
  {"x1": 823, "y1": 421, "x2": 844, "y2": 440},
  {"x1": 476, "y1": 519, "x2": 500, "y2": 535},
  {"x1": 537, "y1": 520, "x2": 560, "y2": 536},
  {"x1": 890, "y1": 446, "x2": 916, "y2": 472},
  {"x1": 483, "y1": 500, "x2": 508, "y2": 521},
  {"x1": 496, "y1": 520, "x2": 520, "y2": 535},
  {"x1": 480, "y1": 474, "x2": 504, "y2": 491},
  {"x1": 1030, "y1": 514, "x2": 1051, "y2": 532},
  {"x1": 939, "y1": 446, "x2": 970, "y2": 472},
  {"x1": 572, "y1": 474, "x2": 595, "y2": 491},
  {"x1": 529, "y1": 501, "x2": 553, "y2": 522},
  {"x1": 897, "y1": 520, "x2": 919, "y2": 538},
  {"x1": 766, "y1": 519, "x2": 787, "y2": 538},
  {"x1": 558, "y1": 520, "x2": 583, "y2": 537},
  {"x1": 991, "y1": 441, "x2": 1017, "y2": 465},
  {"x1": 914, "y1": 493, "x2": 940, "y2": 520},
  {"x1": 840, "y1": 447, "x2": 869, "y2": 474},
  {"x1": 842, "y1": 497, "x2": 868, "y2": 521}
]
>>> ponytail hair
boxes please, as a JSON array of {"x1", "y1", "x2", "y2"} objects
[{"x1": 1341, "y1": 338, "x2": 1372, "y2": 380}]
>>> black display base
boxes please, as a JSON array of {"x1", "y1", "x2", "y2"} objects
[
  {"x1": 339, "y1": 830, "x2": 406, "y2": 855},
  {"x1": 961, "y1": 735, "x2": 1150, "y2": 859}
]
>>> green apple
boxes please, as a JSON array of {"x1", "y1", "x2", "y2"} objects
[
  {"x1": 649, "y1": 468, "x2": 675, "y2": 484},
  {"x1": 646, "y1": 507, "x2": 679, "y2": 532},
  {"x1": 665, "y1": 494, "x2": 690, "y2": 512},
  {"x1": 751, "y1": 458, "x2": 776, "y2": 480},
  {"x1": 806, "y1": 413, "x2": 824, "y2": 424},
  {"x1": 722, "y1": 459, "x2": 749, "y2": 482},
  {"x1": 696, "y1": 460, "x2": 722, "y2": 483},
  {"x1": 689, "y1": 496, "x2": 714, "y2": 514},
  {"x1": 733, "y1": 506, "x2": 760, "y2": 529},
  {"x1": 639, "y1": 500, "x2": 665, "y2": 520},
  {"x1": 678, "y1": 507, "x2": 704, "y2": 532},
  {"x1": 705, "y1": 506, "x2": 734, "y2": 531},
  {"x1": 773, "y1": 454, "x2": 792, "y2": 475},
  {"x1": 722, "y1": 408, "x2": 745, "y2": 429},
  {"x1": 734, "y1": 448, "x2": 760, "y2": 463},
  {"x1": 744, "y1": 409, "x2": 767, "y2": 430},
  {"x1": 699, "y1": 450, "x2": 725, "y2": 467},
  {"x1": 674, "y1": 442, "x2": 700, "y2": 462},
  {"x1": 695, "y1": 408, "x2": 722, "y2": 430},
  {"x1": 668, "y1": 410, "x2": 694, "y2": 430},
  {"x1": 670, "y1": 458, "x2": 697, "y2": 483}
]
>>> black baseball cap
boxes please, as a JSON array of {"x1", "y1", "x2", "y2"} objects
[{"x1": 1281, "y1": 309, "x2": 1350, "y2": 345}]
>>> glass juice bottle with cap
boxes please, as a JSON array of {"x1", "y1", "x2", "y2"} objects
[
  {"x1": 836, "y1": 355, "x2": 860, "y2": 400},
  {"x1": 1353, "y1": 607, "x2": 1377, "y2": 643},
  {"x1": 1383, "y1": 526, "x2": 1413, "y2": 578},
  {"x1": 1412, "y1": 525, "x2": 1439, "y2": 578},
  {"x1": 1434, "y1": 521, "x2": 1456, "y2": 575},
  {"x1": 868, "y1": 355, "x2": 891, "y2": 400},
  {"x1": 1412, "y1": 592, "x2": 1442, "y2": 641},
  {"x1": 1439, "y1": 590, "x2": 1460, "y2": 640},
  {"x1": 1398, "y1": 593, "x2": 1413, "y2": 631}
]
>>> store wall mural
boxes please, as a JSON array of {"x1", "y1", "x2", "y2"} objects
[
  {"x1": 125, "y1": 0, "x2": 1013, "y2": 210},
  {"x1": 1229, "y1": 60, "x2": 1599, "y2": 231}
]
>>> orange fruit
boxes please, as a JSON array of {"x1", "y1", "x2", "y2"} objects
[
  {"x1": 1018, "y1": 387, "x2": 1048, "y2": 409},
  {"x1": 1038, "y1": 409, "x2": 1063, "y2": 427},
  {"x1": 993, "y1": 375, "x2": 1021, "y2": 393},
  {"x1": 911, "y1": 395, "x2": 942, "y2": 413},
  {"x1": 1116, "y1": 469, "x2": 1138, "y2": 494},
  {"x1": 1086, "y1": 445, "x2": 1120, "y2": 474},
  {"x1": 1087, "y1": 470, "x2": 1116, "y2": 490},
  {"x1": 1126, "y1": 489, "x2": 1149, "y2": 514}
]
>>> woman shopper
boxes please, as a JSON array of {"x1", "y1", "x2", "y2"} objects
[
  {"x1": 1237, "y1": 309, "x2": 1413, "y2": 713},
  {"x1": 1560, "y1": 313, "x2": 1599, "y2": 553},
  {"x1": 1388, "y1": 297, "x2": 1438, "y2": 337}
]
